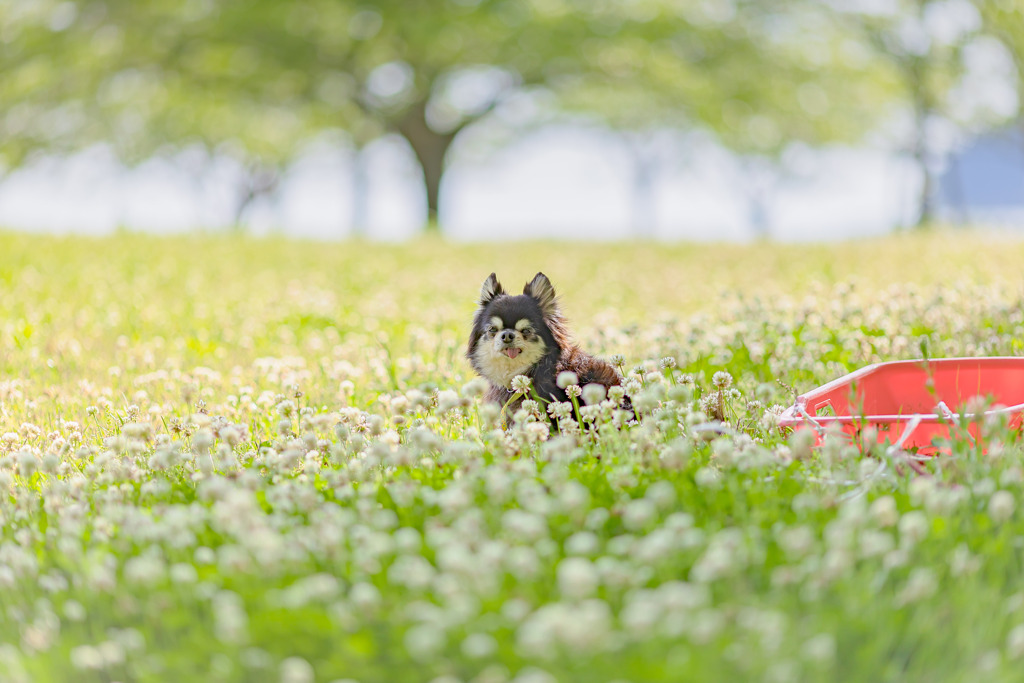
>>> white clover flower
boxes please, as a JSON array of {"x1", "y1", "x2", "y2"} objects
[
  {"x1": 565, "y1": 384, "x2": 582, "y2": 399},
  {"x1": 645, "y1": 480, "x2": 677, "y2": 510},
  {"x1": 557, "y1": 557, "x2": 599, "y2": 599},
  {"x1": 219, "y1": 426, "x2": 243, "y2": 447},
  {"x1": 869, "y1": 496, "x2": 899, "y2": 528},
  {"x1": 620, "y1": 589, "x2": 663, "y2": 635},
  {"x1": 39, "y1": 452, "x2": 60, "y2": 475},
  {"x1": 170, "y1": 563, "x2": 198, "y2": 584},
  {"x1": 405, "y1": 624, "x2": 445, "y2": 661},
  {"x1": 1007, "y1": 624, "x2": 1024, "y2": 659},
  {"x1": 280, "y1": 656, "x2": 315, "y2": 683},
  {"x1": 461, "y1": 377, "x2": 489, "y2": 399},
  {"x1": 802, "y1": 633, "x2": 836, "y2": 663},
  {"x1": 96, "y1": 643, "x2": 125, "y2": 667},
  {"x1": 365, "y1": 415, "x2": 385, "y2": 436},
  {"x1": 712, "y1": 371, "x2": 733, "y2": 389},
  {"x1": 989, "y1": 490, "x2": 1015, "y2": 524},
  {"x1": 883, "y1": 547, "x2": 910, "y2": 571},
  {"x1": 908, "y1": 476, "x2": 934, "y2": 505},
  {"x1": 436, "y1": 389, "x2": 461, "y2": 414},
  {"x1": 547, "y1": 402, "x2": 573, "y2": 420},
  {"x1": 275, "y1": 399, "x2": 297, "y2": 418},
  {"x1": 70, "y1": 645, "x2": 104, "y2": 670},
  {"x1": 622, "y1": 378, "x2": 642, "y2": 396},
  {"x1": 511, "y1": 375, "x2": 532, "y2": 393},
  {"x1": 16, "y1": 449, "x2": 38, "y2": 478},
  {"x1": 688, "y1": 609, "x2": 725, "y2": 644},
  {"x1": 949, "y1": 544, "x2": 981, "y2": 577},
  {"x1": 511, "y1": 667, "x2": 559, "y2": 683},
  {"x1": 607, "y1": 385, "x2": 626, "y2": 405},
  {"x1": 557, "y1": 479, "x2": 589, "y2": 513},
  {"x1": 349, "y1": 582, "x2": 381, "y2": 610},
  {"x1": 694, "y1": 467, "x2": 722, "y2": 490},
  {"x1": 777, "y1": 525, "x2": 814, "y2": 559},
  {"x1": 213, "y1": 590, "x2": 249, "y2": 645},
  {"x1": 760, "y1": 405, "x2": 786, "y2": 429},
  {"x1": 622, "y1": 498, "x2": 657, "y2": 532},
  {"x1": 633, "y1": 388, "x2": 663, "y2": 414},
  {"x1": 556, "y1": 371, "x2": 579, "y2": 389},
  {"x1": 898, "y1": 511, "x2": 929, "y2": 545},
  {"x1": 859, "y1": 530, "x2": 894, "y2": 558},
  {"x1": 564, "y1": 531, "x2": 600, "y2": 557},
  {"x1": 578, "y1": 405, "x2": 602, "y2": 423},
  {"x1": 502, "y1": 509, "x2": 549, "y2": 542},
  {"x1": 897, "y1": 567, "x2": 937, "y2": 605},
  {"x1": 974, "y1": 477, "x2": 997, "y2": 498},
  {"x1": 690, "y1": 545, "x2": 736, "y2": 583},
  {"x1": 518, "y1": 399, "x2": 539, "y2": 415},
  {"x1": 461, "y1": 633, "x2": 498, "y2": 659},
  {"x1": 522, "y1": 422, "x2": 550, "y2": 443},
  {"x1": 581, "y1": 383, "x2": 606, "y2": 406}
]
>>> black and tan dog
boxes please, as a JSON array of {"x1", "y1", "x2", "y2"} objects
[{"x1": 468, "y1": 272, "x2": 622, "y2": 412}]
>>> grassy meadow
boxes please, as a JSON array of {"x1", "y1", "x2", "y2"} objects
[{"x1": 2, "y1": 230, "x2": 1024, "y2": 682}]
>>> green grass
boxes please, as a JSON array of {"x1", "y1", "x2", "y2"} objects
[{"x1": 1, "y1": 229, "x2": 1024, "y2": 682}]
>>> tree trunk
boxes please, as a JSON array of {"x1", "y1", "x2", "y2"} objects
[
  {"x1": 912, "y1": 111, "x2": 934, "y2": 229},
  {"x1": 907, "y1": 58, "x2": 934, "y2": 230},
  {"x1": 743, "y1": 158, "x2": 773, "y2": 240},
  {"x1": 946, "y1": 154, "x2": 968, "y2": 225},
  {"x1": 350, "y1": 144, "x2": 369, "y2": 237},
  {"x1": 632, "y1": 160, "x2": 656, "y2": 238},
  {"x1": 393, "y1": 101, "x2": 456, "y2": 232},
  {"x1": 234, "y1": 163, "x2": 280, "y2": 230},
  {"x1": 624, "y1": 133, "x2": 658, "y2": 239}
]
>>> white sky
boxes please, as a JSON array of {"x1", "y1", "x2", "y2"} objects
[{"x1": 0, "y1": 125, "x2": 930, "y2": 242}]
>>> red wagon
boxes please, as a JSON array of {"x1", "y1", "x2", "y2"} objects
[{"x1": 778, "y1": 357, "x2": 1024, "y2": 454}]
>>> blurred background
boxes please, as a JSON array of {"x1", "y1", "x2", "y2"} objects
[{"x1": 1, "y1": 0, "x2": 1022, "y2": 241}]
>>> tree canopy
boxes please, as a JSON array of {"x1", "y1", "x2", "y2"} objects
[{"x1": 2, "y1": 0, "x2": 1020, "y2": 231}]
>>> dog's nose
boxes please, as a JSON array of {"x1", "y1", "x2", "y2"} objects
[{"x1": 500, "y1": 330, "x2": 515, "y2": 344}]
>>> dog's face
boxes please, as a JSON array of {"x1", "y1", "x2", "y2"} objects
[{"x1": 468, "y1": 273, "x2": 559, "y2": 388}]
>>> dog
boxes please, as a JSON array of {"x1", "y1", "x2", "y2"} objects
[{"x1": 467, "y1": 272, "x2": 623, "y2": 416}]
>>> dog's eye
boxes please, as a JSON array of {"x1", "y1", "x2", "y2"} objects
[{"x1": 485, "y1": 326, "x2": 496, "y2": 335}]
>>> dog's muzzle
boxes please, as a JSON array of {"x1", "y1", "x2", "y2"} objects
[{"x1": 498, "y1": 330, "x2": 521, "y2": 358}]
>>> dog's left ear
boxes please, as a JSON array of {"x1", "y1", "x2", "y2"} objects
[{"x1": 524, "y1": 272, "x2": 558, "y2": 318}]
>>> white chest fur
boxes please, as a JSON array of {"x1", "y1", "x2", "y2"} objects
[{"x1": 473, "y1": 337, "x2": 546, "y2": 388}]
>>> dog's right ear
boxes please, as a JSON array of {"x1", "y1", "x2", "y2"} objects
[{"x1": 479, "y1": 273, "x2": 504, "y2": 306}]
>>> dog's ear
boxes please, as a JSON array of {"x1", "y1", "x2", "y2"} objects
[
  {"x1": 524, "y1": 272, "x2": 558, "y2": 318},
  {"x1": 479, "y1": 273, "x2": 505, "y2": 307}
]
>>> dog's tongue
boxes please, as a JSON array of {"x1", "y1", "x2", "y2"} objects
[{"x1": 503, "y1": 348, "x2": 521, "y2": 359}]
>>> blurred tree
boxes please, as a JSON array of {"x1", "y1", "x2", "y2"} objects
[
  {"x1": 976, "y1": 0, "x2": 1024, "y2": 137},
  {"x1": 38, "y1": 0, "x2": 575, "y2": 231},
  {"x1": 557, "y1": 0, "x2": 899, "y2": 237},
  {"x1": 8, "y1": 0, "x2": 978, "y2": 236},
  {"x1": 837, "y1": 0, "x2": 980, "y2": 228},
  {"x1": 0, "y1": 1, "x2": 108, "y2": 176},
  {"x1": 28, "y1": 0, "x2": 908, "y2": 235}
]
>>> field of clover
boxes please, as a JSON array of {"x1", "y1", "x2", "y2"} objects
[{"x1": 3, "y1": 230, "x2": 1024, "y2": 683}]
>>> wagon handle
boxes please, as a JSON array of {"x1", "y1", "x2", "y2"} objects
[
  {"x1": 887, "y1": 414, "x2": 923, "y2": 455},
  {"x1": 934, "y1": 401, "x2": 978, "y2": 446},
  {"x1": 795, "y1": 401, "x2": 826, "y2": 437}
]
